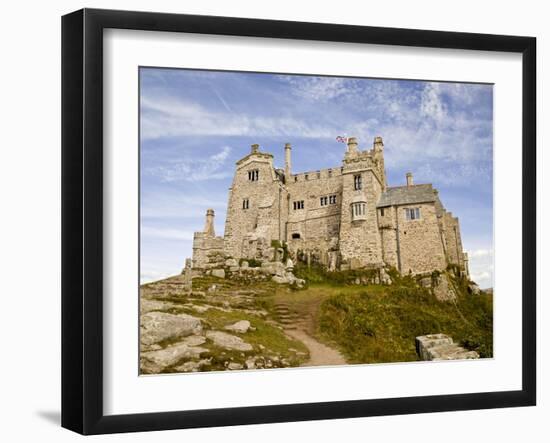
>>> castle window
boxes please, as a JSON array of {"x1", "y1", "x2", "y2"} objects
[
  {"x1": 329, "y1": 195, "x2": 337, "y2": 204},
  {"x1": 351, "y1": 202, "x2": 367, "y2": 220},
  {"x1": 293, "y1": 200, "x2": 304, "y2": 210},
  {"x1": 405, "y1": 207, "x2": 421, "y2": 220},
  {"x1": 291, "y1": 233, "x2": 301, "y2": 239},
  {"x1": 294, "y1": 176, "x2": 298, "y2": 182},
  {"x1": 305, "y1": 174, "x2": 309, "y2": 180},
  {"x1": 248, "y1": 169, "x2": 259, "y2": 181},
  {"x1": 380, "y1": 208, "x2": 385, "y2": 217},
  {"x1": 354, "y1": 174, "x2": 362, "y2": 190},
  {"x1": 320, "y1": 196, "x2": 328, "y2": 206},
  {"x1": 242, "y1": 198, "x2": 249, "y2": 210}
]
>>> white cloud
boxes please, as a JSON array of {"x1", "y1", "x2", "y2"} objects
[
  {"x1": 420, "y1": 83, "x2": 446, "y2": 122},
  {"x1": 145, "y1": 146, "x2": 233, "y2": 182},
  {"x1": 277, "y1": 75, "x2": 360, "y2": 101},
  {"x1": 141, "y1": 94, "x2": 334, "y2": 140},
  {"x1": 468, "y1": 249, "x2": 493, "y2": 258},
  {"x1": 141, "y1": 226, "x2": 195, "y2": 241}
]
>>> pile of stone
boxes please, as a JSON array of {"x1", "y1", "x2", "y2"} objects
[
  {"x1": 350, "y1": 267, "x2": 392, "y2": 286},
  {"x1": 197, "y1": 256, "x2": 305, "y2": 288},
  {"x1": 416, "y1": 334, "x2": 479, "y2": 361}
]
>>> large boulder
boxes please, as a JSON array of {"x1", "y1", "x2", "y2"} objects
[
  {"x1": 206, "y1": 331, "x2": 253, "y2": 351},
  {"x1": 261, "y1": 261, "x2": 286, "y2": 277},
  {"x1": 468, "y1": 282, "x2": 481, "y2": 295},
  {"x1": 432, "y1": 273, "x2": 457, "y2": 301},
  {"x1": 141, "y1": 343, "x2": 208, "y2": 373},
  {"x1": 224, "y1": 320, "x2": 251, "y2": 333},
  {"x1": 140, "y1": 312, "x2": 202, "y2": 346}
]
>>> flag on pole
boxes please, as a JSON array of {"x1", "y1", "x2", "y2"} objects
[{"x1": 336, "y1": 135, "x2": 348, "y2": 143}]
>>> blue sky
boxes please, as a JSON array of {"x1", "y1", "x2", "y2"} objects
[{"x1": 140, "y1": 68, "x2": 494, "y2": 288}]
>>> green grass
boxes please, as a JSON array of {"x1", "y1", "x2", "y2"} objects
[{"x1": 316, "y1": 276, "x2": 493, "y2": 364}]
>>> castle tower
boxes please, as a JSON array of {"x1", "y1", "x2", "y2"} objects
[
  {"x1": 203, "y1": 208, "x2": 215, "y2": 237},
  {"x1": 223, "y1": 143, "x2": 282, "y2": 258},
  {"x1": 284, "y1": 143, "x2": 292, "y2": 178},
  {"x1": 339, "y1": 136, "x2": 384, "y2": 268}
]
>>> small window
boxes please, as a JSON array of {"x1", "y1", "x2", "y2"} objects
[
  {"x1": 294, "y1": 176, "x2": 298, "y2": 182},
  {"x1": 329, "y1": 195, "x2": 337, "y2": 204},
  {"x1": 354, "y1": 174, "x2": 362, "y2": 190},
  {"x1": 317, "y1": 171, "x2": 321, "y2": 179},
  {"x1": 242, "y1": 198, "x2": 249, "y2": 209},
  {"x1": 405, "y1": 207, "x2": 421, "y2": 220},
  {"x1": 305, "y1": 174, "x2": 309, "y2": 181},
  {"x1": 248, "y1": 169, "x2": 259, "y2": 181},
  {"x1": 293, "y1": 200, "x2": 304, "y2": 210},
  {"x1": 380, "y1": 208, "x2": 385, "y2": 217},
  {"x1": 291, "y1": 233, "x2": 301, "y2": 239},
  {"x1": 320, "y1": 196, "x2": 328, "y2": 206}
]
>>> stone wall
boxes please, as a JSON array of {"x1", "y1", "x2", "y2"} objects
[
  {"x1": 339, "y1": 169, "x2": 384, "y2": 268},
  {"x1": 223, "y1": 147, "x2": 283, "y2": 258},
  {"x1": 285, "y1": 169, "x2": 343, "y2": 259},
  {"x1": 397, "y1": 202, "x2": 447, "y2": 274},
  {"x1": 442, "y1": 211, "x2": 464, "y2": 268},
  {"x1": 192, "y1": 233, "x2": 224, "y2": 268}
]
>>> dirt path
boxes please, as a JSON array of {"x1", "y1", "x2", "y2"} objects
[
  {"x1": 272, "y1": 290, "x2": 347, "y2": 367},
  {"x1": 285, "y1": 328, "x2": 346, "y2": 366}
]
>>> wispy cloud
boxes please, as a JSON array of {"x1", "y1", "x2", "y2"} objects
[
  {"x1": 141, "y1": 94, "x2": 334, "y2": 140},
  {"x1": 145, "y1": 146, "x2": 233, "y2": 182},
  {"x1": 141, "y1": 226, "x2": 195, "y2": 241}
]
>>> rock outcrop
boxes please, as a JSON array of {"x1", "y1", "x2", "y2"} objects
[{"x1": 140, "y1": 312, "x2": 203, "y2": 347}]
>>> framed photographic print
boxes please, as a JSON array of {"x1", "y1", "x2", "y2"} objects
[{"x1": 61, "y1": 8, "x2": 536, "y2": 435}]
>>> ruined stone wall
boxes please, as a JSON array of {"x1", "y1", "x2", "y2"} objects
[
  {"x1": 397, "y1": 202, "x2": 447, "y2": 274},
  {"x1": 223, "y1": 150, "x2": 283, "y2": 258},
  {"x1": 192, "y1": 233, "x2": 224, "y2": 268}
]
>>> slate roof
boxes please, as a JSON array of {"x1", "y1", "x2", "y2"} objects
[{"x1": 377, "y1": 184, "x2": 437, "y2": 208}]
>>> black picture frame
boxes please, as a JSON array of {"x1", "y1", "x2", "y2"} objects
[{"x1": 61, "y1": 8, "x2": 536, "y2": 435}]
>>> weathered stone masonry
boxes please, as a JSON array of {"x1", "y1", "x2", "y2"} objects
[{"x1": 191, "y1": 136, "x2": 468, "y2": 276}]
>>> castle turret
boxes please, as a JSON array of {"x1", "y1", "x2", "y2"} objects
[
  {"x1": 203, "y1": 208, "x2": 216, "y2": 237},
  {"x1": 373, "y1": 136, "x2": 384, "y2": 152},
  {"x1": 347, "y1": 137, "x2": 358, "y2": 154},
  {"x1": 284, "y1": 142, "x2": 292, "y2": 178}
]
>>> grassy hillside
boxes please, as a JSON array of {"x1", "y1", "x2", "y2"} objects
[{"x1": 295, "y1": 264, "x2": 493, "y2": 364}]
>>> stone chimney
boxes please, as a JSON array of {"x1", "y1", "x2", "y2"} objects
[
  {"x1": 373, "y1": 136, "x2": 384, "y2": 151},
  {"x1": 347, "y1": 137, "x2": 358, "y2": 154},
  {"x1": 284, "y1": 143, "x2": 292, "y2": 178},
  {"x1": 251, "y1": 143, "x2": 259, "y2": 154},
  {"x1": 203, "y1": 208, "x2": 215, "y2": 237},
  {"x1": 406, "y1": 172, "x2": 414, "y2": 187}
]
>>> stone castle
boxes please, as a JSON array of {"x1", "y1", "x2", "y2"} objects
[{"x1": 190, "y1": 136, "x2": 469, "y2": 277}]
